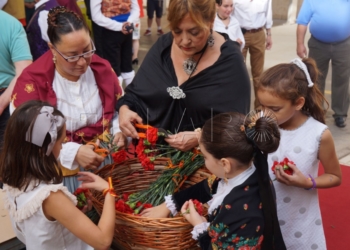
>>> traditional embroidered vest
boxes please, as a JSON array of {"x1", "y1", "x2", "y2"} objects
[
  {"x1": 101, "y1": 0, "x2": 131, "y2": 18},
  {"x1": 26, "y1": 0, "x2": 59, "y2": 61}
]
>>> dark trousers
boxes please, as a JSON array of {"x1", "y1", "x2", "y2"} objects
[
  {"x1": 308, "y1": 36, "x2": 350, "y2": 118},
  {"x1": 94, "y1": 26, "x2": 133, "y2": 76}
]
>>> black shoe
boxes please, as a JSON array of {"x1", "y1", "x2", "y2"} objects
[
  {"x1": 335, "y1": 117, "x2": 346, "y2": 128},
  {"x1": 132, "y1": 58, "x2": 138, "y2": 65}
]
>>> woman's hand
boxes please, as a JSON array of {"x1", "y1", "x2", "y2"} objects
[
  {"x1": 118, "y1": 105, "x2": 142, "y2": 138},
  {"x1": 165, "y1": 131, "x2": 200, "y2": 151},
  {"x1": 113, "y1": 132, "x2": 127, "y2": 148},
  {"x1": 140, "y1": 202, "x2": 170, "y2": 218},
  {"x1": 77, "y1": 171, "x2": 109, "y2": 192},
  {"x1": 275, "y1": 162, "x2": 312, "y2": 189},
  {"x1": 181, "y1": 200, "x2": 207, "y2": 227},
  {"x1": 236, "y1": 38, "x2": 243, "y2": 45},
  {"x1": 75, "y1": 143, "x2": 105, "y2": 170}
]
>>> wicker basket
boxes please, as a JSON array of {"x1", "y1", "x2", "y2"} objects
[{"x1": 90, "y1": 158, "x2": 211, "y2": 250}]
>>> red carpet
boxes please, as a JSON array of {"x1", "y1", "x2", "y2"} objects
[{"x1": 319, "y1": 164, "x2": 350, "y2": 249}]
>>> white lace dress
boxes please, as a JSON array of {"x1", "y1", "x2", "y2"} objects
[
  {"x1": 3, "y1": 183, "x2": 93, "y2": 250},
  {"x1": 268, "y1": 117, "x2": 327, "y2": 250}
]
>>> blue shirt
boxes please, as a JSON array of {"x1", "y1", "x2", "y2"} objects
[
  {"x1": 296, "y1": 0, "x2": 350, "y2": 43},
  {"x1": 0, "y1": 10, "x2": 32, "y2": 88}
]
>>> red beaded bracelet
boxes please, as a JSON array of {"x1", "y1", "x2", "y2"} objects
[{"x1": 305, "y1": 174, "x2": 316, "y2": 190}]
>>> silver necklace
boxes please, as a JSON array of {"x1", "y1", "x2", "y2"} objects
[
  {"x1": 182, "y1": 42, "x2": 209, "y2": 76},
  {"x1": 183, "y1": 58, "x2": 197, "y2": 75}
]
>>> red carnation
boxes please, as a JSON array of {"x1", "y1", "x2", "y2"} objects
[
  {"x1": 122, "y1": 193, "x2": 130, "y2": 201},
  {"x1": 146, "y1": 127, "x2": 158, "y2": 144},
  {"x1": 111, "y1": 150, "x2": 127, "y2": 163},
  {"x1": 271, "y1": 157, "x2": 294, "y2": 176},
  {"x1": 141, "y1": 157, "x2": 155, "y2": 171},
  {"x1": 143, "y1": 203, "x2": 153, "y2": 209},
  {"x1": 192, "y1": 199, "x2": 204, "y2": 216}
]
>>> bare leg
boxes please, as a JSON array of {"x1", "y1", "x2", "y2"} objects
[
  {"x1": 148, "y1": 18, "x2": 153, "y2": 29},
  {"x1": 156, "y1": 17, "x2": 161, "y2": 28},
  {"x1": 132, "y1": 39, "x2": 139, "y2": 61}
]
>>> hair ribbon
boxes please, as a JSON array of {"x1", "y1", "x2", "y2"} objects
[
  {"x1": 25, "y1": 106, "x2": 66, "y2": 156},
  {"x1": 290, "y1": 58, "x2": 314, "y2": 87}
]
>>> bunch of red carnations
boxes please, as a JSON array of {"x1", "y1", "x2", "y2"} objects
[
  {"x1": 114, "y1": 193, "x2": 153, "y2": 215},
  {"x1": 271, "y1": 157, "x2": 294, "y2": 177}
]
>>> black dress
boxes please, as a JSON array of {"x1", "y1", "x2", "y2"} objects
[
  {"x1": 171, "y1": 168, "x2": 286, "y2": 250},
  {"x1": 116, "y1": 32, "x2": 251, "y2": 133}
]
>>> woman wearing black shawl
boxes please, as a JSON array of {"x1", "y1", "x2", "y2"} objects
[{"x1": 116, "y1": 0, "x2": 251, "y2": 151}]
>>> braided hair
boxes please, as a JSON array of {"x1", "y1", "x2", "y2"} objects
[{"x1": 47, "y1": 6, "x2": 89, "y2": 45}]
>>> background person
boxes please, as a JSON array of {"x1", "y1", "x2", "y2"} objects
[
  {"x1": 131, "y1": 0, "x2": 144, "y2": 66},
  {"x1": 144, "y1": 0, "x2": 164, "y2": 36},
  {"x1": 0, "y1": 10, "x2": 32, "y2": 143},
  {"x1": 0, "y1": 9, "x2": 32, "y2": 189},
  {"x1": 213, "y1": 0, "x2": 245, "y2": 50},
  {"x1": 117, "y1": 0, "x2": 251, "y2": 152},
  {"x1": 90, "y1": 0, "x2": 139, "y2": 86},
  {"x1": 296, "y1": 0, "x2": 350, "y2": 128},
  {"x1": 233, "y1": 0, "x2": 273, "y2": 108}
]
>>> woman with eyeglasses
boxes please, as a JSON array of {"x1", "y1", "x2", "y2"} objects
[{"x1": 11, "y1": 6, "x2": 124, "y2": 193}]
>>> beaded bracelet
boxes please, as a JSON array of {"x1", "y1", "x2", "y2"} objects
[
  {"x1": 304, "y1": 174, "x2": 316, "y2": 190},
  {"x1": 102, "y1": 177, "x2": 117, "y2": 197}
]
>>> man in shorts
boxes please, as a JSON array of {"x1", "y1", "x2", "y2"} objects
[{"x1": 144, "y1": 0, "x2": 163, "y2": 36}]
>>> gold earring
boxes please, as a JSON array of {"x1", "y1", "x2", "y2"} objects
[
  {"x1": 224, "y1": 173, "x2": 228, "y2": 184},
  {"x1": 53, "y1": 55, "x2": 56, "y2": 64}
]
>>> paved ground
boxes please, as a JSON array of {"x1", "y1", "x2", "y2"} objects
[{"x1": 134, "y1": 14, "x2": 350, "y2": 166}]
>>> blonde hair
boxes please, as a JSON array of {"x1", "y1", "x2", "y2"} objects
[{"x1": 167, "y1": 0, "x2": 216, "y2": 31}]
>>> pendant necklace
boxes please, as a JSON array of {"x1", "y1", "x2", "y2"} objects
[
  {"x1": 217, "y1": 13, "x2": 229, "y2": 29},
  {"x1": 169, "y1": 38, "x2": 210, "y2": 100},
  {"x1": 182, "y1": 42, "x2": 209, "y2": 76}
]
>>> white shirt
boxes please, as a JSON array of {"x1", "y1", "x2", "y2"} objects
[
  {"x1": 90, "y1": 0, "x2": 139, "y2": 31},
  {"x1": 3, "y1": 183, "x2": 93, "y2": 250},
  {"x1": 36, "y1": 0, "x2": 50, "y2": 43},
  {"x1": 53, "y1": 67, "x2": 120, "y2": 170},
  {"x1": 213, "y1": 13, "x2": 245, "y2": 50},
  {"x1": 233, "y1": 0, "x2": 273, "y2": 30}
]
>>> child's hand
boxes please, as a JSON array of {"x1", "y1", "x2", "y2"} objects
[
  {"x1": 140, "y1": 202, "x2": 170, "y2": 218},
  {"x1": 77, "y1": 172, "x2": 108, "y2": 192},
  {"x1": 81, "y1": 193, "x2": 93, "y2": 213},
  {"x1": 275, "y1": 162, "x2": 312, "y2": 189},
  {"x1": 181, "y1": 200, "x2": 207, "y2": 227}
]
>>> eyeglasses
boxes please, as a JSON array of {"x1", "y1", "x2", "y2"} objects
[{"x1": 52, "y1": 40, "x2": 96, "y2": 62}]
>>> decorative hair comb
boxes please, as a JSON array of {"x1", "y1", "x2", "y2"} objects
[{"x1": 243, "y1": 108, "x2": 277, "y2": 142}]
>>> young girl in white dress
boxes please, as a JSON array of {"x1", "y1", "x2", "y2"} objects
[
  {"x1": 256, "y1": 58, "x2": 342, "y2": 250},
  {"x1": 0, "y1": 100, "x2": 116, "y2": 250}
]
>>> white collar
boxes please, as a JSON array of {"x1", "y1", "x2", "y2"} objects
[{"x1": 208, "y1": 164, "x2": 256, "y2": 214}]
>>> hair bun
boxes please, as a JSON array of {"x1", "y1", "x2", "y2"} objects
[{"x1": 244, "y1": 109, "x2": 280, "y2": 153}]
